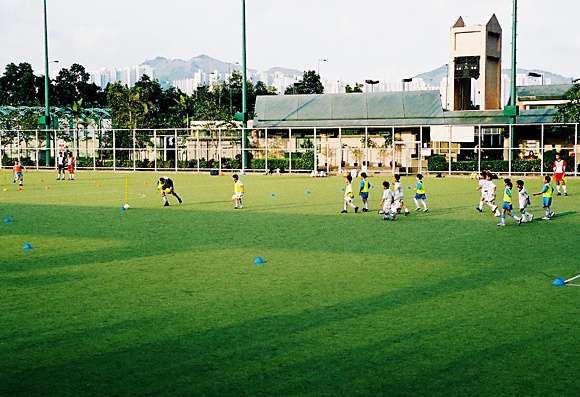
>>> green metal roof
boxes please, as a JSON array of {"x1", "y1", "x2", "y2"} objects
[
  {"x1": 516, "y1": 84, "x2": 573, "y2": 100},
  {"x1": 254, "y1": 91, "x2": 560, "y2": 128}
]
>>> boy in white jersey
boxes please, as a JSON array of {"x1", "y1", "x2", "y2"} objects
[
  {"x1": 552, "y1": 153, "x2": 568, "y2": 196},
  {"x1": 393, "y1": 174, "x2": 410, "y2": 215},
  {"x1": 476, "y1": 171, "x2": 488, "y2": 212},
  {"x1": 379, "y1": 181, "x2": 396, "y2": 221},
  {"x1": 484, "y1": 173, "x2": 501, "y2": 217},
  {"x1": 516, "y1": 180, "x2": 533, "y2": 223},
  {"x1": 340, "y1": 174, "x2": 359, "y2": 214}
]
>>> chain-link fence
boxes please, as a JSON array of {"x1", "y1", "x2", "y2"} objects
[{"x1": 1, "y1": 123, "x2": 578, "y2": 175}]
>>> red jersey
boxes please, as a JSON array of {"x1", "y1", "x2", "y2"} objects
[
  {"x1": 552, "y1": 159, "x2": 566, "y2": 174},
  {"x1": 13, "y1": 164, "x2": 23, "y2": 173}
]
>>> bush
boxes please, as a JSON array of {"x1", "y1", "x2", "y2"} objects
[
  {"x1": 221, "y1": 157, "x2": 241, "y2": 170},
  {"x1": 292, "y1": 151, "x2": 314, "y2": 170},
  {"x1": 512, "y1": 160, "x2": 541, "y2": 173},
  {"x1": 451, "y1": 161, "x2": 477, "y2": 172},
  {"x1": 252, "y1": 158, "x2": 289, "y2": 170},
  {"x1": 427, "y1": 155, "x2": 447, "y2": 171},
  {"x1": 76, "y1": 157, "x2": 93, "y2": 168}
]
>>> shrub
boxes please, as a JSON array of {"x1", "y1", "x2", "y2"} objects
[
  {"x1": 427, "y1": 155, "x2": 448, "y2": 171},
  {"x1": 252, "y1": 158, "x2": 289, "y2": 170}
]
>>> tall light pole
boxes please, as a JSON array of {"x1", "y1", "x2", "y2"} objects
[
  {"x1": 43, "y1": 0, "x2": 51, "y2": 165},
  {"x1": 528, "y1": 72, "x2": 544, "y2": 86},
  {"x1": 402, "y1": 78, "x2": 413, "y2": 92},
  {"x1": 508, "y1": 0, "x2": 518, "y2": 123},
  {"x1": 317, "y1": 58, "x2": 327, "y2": 75},
  {"x1": 365, "y1": 79, "x2": 379, "y2": 93},
  {"x1": 241, "y1": 0, "x2": 249, "y2": 170}
]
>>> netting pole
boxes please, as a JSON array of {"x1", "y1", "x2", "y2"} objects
[
  {"x1": 112, "y1": 129, "x2": 116, "y2": 171},
  {"x1": 174, "y1": 128, "x2": 178, "y2": 173},
  {"x1": 313, "y1": 128, "x2": 317, "y2": 174},
  {"x1": 540, "y1": 124, "x2": 544, "y2": 177},
  {"x1": 133, "y1": 129, "x2": 137, "y2": 171},
  {"x1": 154, "y1": 129, "x2": 157, "y2": 172},
  {"x1": 0, "y1": 131, "x2": 3, "y2": 170},
  {"x1": 478, "y1": 125, "x2": 482, "y2": 174},
  {"x1": 53, "y1": 130, "x2": 57, "y2": 169},
  {"x1": 339, "y1": 128, "x2": 343, "y2": 173},
  {"x1": 391, "y1": 127, "x2": 395, "y2": 176},
  {"x1": 17, "y1": 130, "x2": 20, "y2": 161},
  {"x1": 448, "y1": 126, "x2": 452, "y2": 176},
  {"x1": 575, "y1": 123, "x2": 578, "y2": 177},
  {"x1": 265, "y1": 128, "x2": 268, "y2": 173},
  {"x1": 196, "y1": 128, "x2": 200, "y2": 173},
  {"x1": 419, "y1": 126, "x2": 423, "y2": 174},
  {"x1": 218, "y1": 128, "x2": 222, "y2": 173},
  {"x1": 364, "y1": 126, "x2": 368, "y2": 171},
  {"x1": 508, "y1": 124, "x2": 513, "y2": 176},
  {"x1": 35, "y1": 130, "x2": 39, "y2": 170},
  {"x1": 288, "y1": 128, "x2": 292, "y2": 173},
  {"x1": 92, "y1": 128, "x2": 96, "y2": 170}
]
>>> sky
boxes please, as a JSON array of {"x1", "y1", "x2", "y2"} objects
[{"x1": 1, "y1": 0, "x2": 579, "y2": 83}]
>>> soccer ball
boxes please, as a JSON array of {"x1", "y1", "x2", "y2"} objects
[{"x1": 123, "y1": 204, "x2": 130, "y2": 210}]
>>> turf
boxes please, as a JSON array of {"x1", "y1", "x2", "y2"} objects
[{"x1": 0, "y1": 170, "x2": 578, "y2": 396}]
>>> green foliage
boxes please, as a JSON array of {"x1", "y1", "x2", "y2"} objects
[
  {"x1": 284, "y1": 71, "x2": 324, "y2": 95},
  {"x1": 554, "y1": 83, "x2": 580, "y2": 123},
  {"x1": 427, "y1": 155, "x2": 448, "y2": 171},
  {"x1": 345, "y1": 83, "x2": 364, "y2": 93}
]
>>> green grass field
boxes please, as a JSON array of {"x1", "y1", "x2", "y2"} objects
[{"x1": 1, "y1": 170, "x2": 578, "y2": 396}]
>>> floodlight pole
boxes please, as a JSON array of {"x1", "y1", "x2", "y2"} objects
[
  {"x1": 510, "y1": 0, "x2": 518, "y2": 123},
  {"x1": 241, "y1": 0, "x2": 249, "y2": 170},
  {"x1": 43, "y1": 0, "x2": 51, "y2": 165}
]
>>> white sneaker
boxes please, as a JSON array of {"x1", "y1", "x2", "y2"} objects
[
  {"x1": 541, "y1": 216, "x2": 550, "y2": 220},
  {"x1": 497, "y1": 222, "x2": 505, "y2": 227}
]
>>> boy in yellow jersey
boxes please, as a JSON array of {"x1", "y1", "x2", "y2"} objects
[
  {"x1": 157, "y1": 177, "x2": 182, "y2": 207},
  {"x1": 497, "y1": 178, "x2": 522, "y2": 227},
  {"x1": 232, "y1": 174, "x2": 244, "y2": 209},
  {"x1": 358, "y1": 172, "x2": 371, "y2": 212},
  {"x1": 341, "y1": 174, "x2": 359, "y2": 214},
  {"x1": 533, "y1": 175, "x2": 555, "y2": 220},
  {"x1": 413, "y1": 174, "x2": 428, "y2": 212}
]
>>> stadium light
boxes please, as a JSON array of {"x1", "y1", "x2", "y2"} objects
[
  {"x1": 365, "y1": 79, "x2": 379, "y2": 93},
  {"x1": 43, "y1": 0, "x2": 52, "y2": 165},
  {"x1": 317, "y1": 59, "x2": 327, "y2": 75},
  {"x1": 401, "y1": 78, "x2": 413, "y2": 92},
  {"x1": 241, "y1": 0, "x2": 249, "y2": 170}
]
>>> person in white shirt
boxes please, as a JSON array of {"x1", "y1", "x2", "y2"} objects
[
  {"x1": 379, "y1": 181, "x2": 397, "y2": 221},
  {"x1": 484, "y1": 173, "x2": 501, "y2": 217},
  {"x1": 476, "y1": 171, "x2": 488, "y2": 212},
  {"x1": 56, "y1": 151, "x2": 66, "y2": 181},
  {"x1": 393, "y1": 174, "x2": 410, "y2": 216},
  {"x1": 552, "y1": 153, "x2": 568, "y2": 196},
  {"x1": 516, "y1": 180, "x2": 534, "y2": 223}
]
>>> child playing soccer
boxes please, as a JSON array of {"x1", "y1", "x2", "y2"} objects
[
  {"x1": 67, "y1": 152, "x2": 76, "y2": 180},
  {"x1": 552, "y1": 153, "x2": 568, "y2": 196},
  {"x1": 157, "y1": 177, "x2": 183, "y2": 207},
  {"x1": 413, "y1": 174, "x2": 428, "y2": 212},
  {"x1": 359, "y1": 172, "x2": 371, "y2": 212},
  {"x1": 13, "y1": 160, "x2": 24, "y2": 190},
  {"x1": 379, "y1": 181, "x2": 396, "y2": 221},
  {"x1": 393, "y1": 174, "x2": 410, "y2": 215},
  {"x1": 341, "y1": 174, "x2": 359, "y2": 214},
  {"x1": 484, "y1": 172, "x2": 501, "y2": 217},
  {"x1": 476, "y1": 171, "x2": 488, "y2": 212},
  {"x1": 533, "y1": 175, "x2": 555, "y2": 220},
  {"x1": 516, "y1": 180, "x2": 534, "y2": 223},
  {"x1": 56, "y1": 151, "x2": 66, "y2": 180},
  {"x1": 232, "y1": 174, "x2": 244, "y2": 209},
  {"x1": 497, "y1": 178, "x2": 521, "y2": 227}
]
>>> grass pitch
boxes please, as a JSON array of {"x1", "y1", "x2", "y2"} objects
[{"x1": 1, "y1": 171, "x2": 579, "y2": 396}]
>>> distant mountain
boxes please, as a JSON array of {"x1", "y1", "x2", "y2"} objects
[{"x1": 416, "y1": 64, "x2": 572, "y2": 86}]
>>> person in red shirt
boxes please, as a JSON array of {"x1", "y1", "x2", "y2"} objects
[
  {"x1": 552, "y1": 153, "x2": 568, "y2": 196},
  {"x1": 13, "y1": 160, "x2": 24, "y2": 190},
  {"x1": 67, "y1": 152, "x2": 76, "y2": 180}
]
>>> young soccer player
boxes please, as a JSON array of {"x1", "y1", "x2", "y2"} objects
[
  {"x1": 393, "y1": 174, "x2": 410, "y2": 215},
  {"x1": 66, "y1": 152, "x2": 76, "y2": 180},
  {"x1": 497, "y1": 178, "x2": 521, "y2": 227},
  {"x1": 379, "y1": 181, "x2": 396, "y2": 221},
  {"x1": 13, "y1": 160, "x2": 24, "y2": 190},
  {"x1": 533, "y1": 175, "x2": 555, "y2": 220},
  {"x1": 413, "y1": 174, "x2": 428, "y2": 212},
  {"x1": 56, "y1": 151, "x2": 66, "y2": 180},
  {"x1": 341, "y1": 174, "x2": 359, "y2": 214},
  {"x1": 232, "y1": 174, "x2": 244, "y2": 209},
  {"x1": 476, "y1": 171, "x2": 488, "y2": 212},
  {"x1": 516, "y1": 180, "x2": 534, "y2": 223},
  {"x1": 359, "y1": 172, "x2": 371, "y2": 212},
  {"x1": 552, "y1": 153, "x2": 568, "y2": 196},
  {"x1": 483, "y1": 172, "x2": 501, "y2": 217},
  {"x1": 157, "y1": 176, "x2": 183, "y2": 207}
]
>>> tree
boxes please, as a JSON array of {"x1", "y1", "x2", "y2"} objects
[
  {"x1": 53, "y1": 63, "x2": 105, "y2": 108},
  {"x1": 555, "y1": 83, "x2": 580, "y2": 123},
  {"x1": 0, "y1": 63, "x2": 39, "y2": 106},
  {"x1": 345, "y1": 83, "x2": 364, "y2": 93},
  {"x1": 284, "y1": 70, "x2": 324, "y2": 95},
  {"x1": 254, "y1": 81, "x2": 277, "y2": 96}
]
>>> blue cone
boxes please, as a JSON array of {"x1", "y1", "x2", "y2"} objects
[
  {"x1": 270, "y1": 192, "x2": 277, "y2": 198},
  {"x1": 254, "y1": 256, "x2": 266, "y2": 265},
  {"x1": 22, "y1": 243, "x2": 33, "y2": 252},
  {"x1": 552, "y1": 278, "x2": 566, "y2": 287},
  {"x1": 304, "y1": 189, "x2": 312, "y2": 196},
  {"x1": 3, "y1": 216, "x2": 13, "y2": 225}
]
